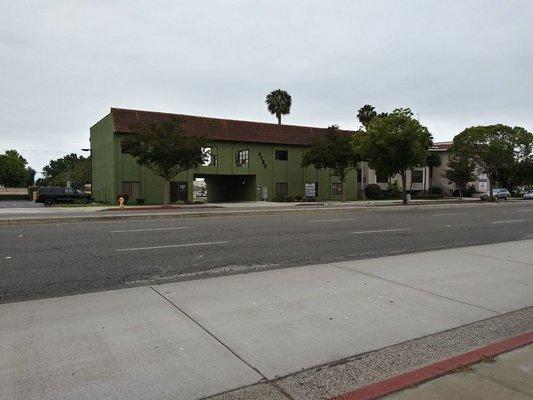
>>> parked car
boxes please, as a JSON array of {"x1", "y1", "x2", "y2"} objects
[
  {"x1": 0, "y1": 184, "x2": 5, "y2": 190},
  {"x1": 523, "y1": 190, "x2": 533, "y2": 200},
  {"x1": 480, "y1": 188, "x2": 510, "y2": 201},
  {"x1": 35, "y1": 186, "x2": 92, "y2": 206}
]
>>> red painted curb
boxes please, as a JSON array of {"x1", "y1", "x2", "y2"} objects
[
  {"x1": 106, "y1": 206, "x2": 182, "y2": 211},
  {"x1": 331, "y1": 330, "x2": 533, "y2": 400}
]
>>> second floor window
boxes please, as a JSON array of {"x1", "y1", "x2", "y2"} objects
[
  {"x1": 275, "y1": 150, "x2": 288, "y2": 161},
  {"x1": 236, "y1": 149, "x2": 249, "y2": 167}
]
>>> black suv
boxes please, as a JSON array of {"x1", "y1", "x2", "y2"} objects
[{"x1": 35, "y1": 186, "x2": 92, "y2": 206}]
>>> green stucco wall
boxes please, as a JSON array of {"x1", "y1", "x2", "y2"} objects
[
  {"x1": 90, "y1": 115, "x2": 359, "y2": 204},
  {"x1": 89, "y1": 115, "x2": 116, "y2": 204}
]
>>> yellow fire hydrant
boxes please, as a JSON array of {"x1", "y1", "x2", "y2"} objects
[{"x1": 118, "y1": 196, "x2": 125, "y2": 210}]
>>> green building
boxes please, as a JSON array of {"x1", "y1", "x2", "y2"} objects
[{"x1": 90, "y1": 108, "x2": 359, "y2": 204}]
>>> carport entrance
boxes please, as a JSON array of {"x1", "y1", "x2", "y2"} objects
[{"x1": 195, "y1": 174, "x2": 257, "y2": 202}]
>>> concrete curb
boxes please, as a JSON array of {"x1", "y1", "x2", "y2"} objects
[
  {"x1": 331, "y1": 330, "x2": 533, "y2": 400},
  {"x1": 0, "y1": 201, "x2": 503, "y2": 226}
]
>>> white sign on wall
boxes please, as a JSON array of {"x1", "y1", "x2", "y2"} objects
[
  {"x1": 478, "y1": 174, "x2": 488, "y2": 193},
  {"x1": 305, "y1": 182, "x2": 317, "y2": 197}
]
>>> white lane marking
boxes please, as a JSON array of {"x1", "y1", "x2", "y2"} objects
[
  {"x1": 353, "y1": 228, "x2": 410, "y2": 234},
  {"x1": 491, "y1": 219, "x2": 526, "y2": 224},
  {"x1": 432, "y1": 213, "x2": 465, "y2": 217},
  {"x1": 307, "y1": 218, "x2": 359, "y2": 223},
  {"x1": 110, "y1": 227, "x2": 190, "y2": 233},
  {"x1": 115, "y1": 241, "x2": 229, "y2": 252},
  {"x1": 518, "y1": 209, "x2": 533, "y2": 212}
]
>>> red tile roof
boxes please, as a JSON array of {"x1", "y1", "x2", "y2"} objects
[
  {"x1": 110, "y1": 108, "x2": 354, "y2": 146},
  {"x1": 431, "y1": 141, "x2": 453, "y2": 151}
]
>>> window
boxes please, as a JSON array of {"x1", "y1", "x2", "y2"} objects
[
  {"x1": 236, "y1": 149, "x2": 249, "y2": 167},
  {"x1": 275, "y1": 182, "x2": 288, "y2": 196},
  {"x1": 332, "y1": 182, "x2": 343, "y2": 196},
  {"x1": 275, "y1": 150, "x2": 288, "y2": 161},
  {"x1": 122, "y1": 181, "x2": 141, "y2": 199},
  {"x1": 412, "y1": 170, "x2": 423, "y2": 184},
  {"x1": 376, "y1": 170, "x2": 389, "y2": 183}
]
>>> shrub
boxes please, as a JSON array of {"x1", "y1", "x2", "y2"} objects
[
  {"x1": 386, "y1": 179, "x2": 402, "y2": 198},
  {"x1": 429, "y1": 185, "x2": 444, "y2": 195},
  {"x1": 0, "y1": 194, "x2": 28, "y2": 201},
  {"x1": 283, "y1": 196, "x2": 294, "y2": 202},
  {"x1": 365, "y1": 183, "x2": 382, "y2": 200},
  {"x1": 136, "y1": 198, "x2": 145, "y2": 205},
  {"x1": 272, "y1": 193, "x2": 284, "y2": 202},
  {"x1": 294, "y1": 195, "x2": 303, "y2": 201}
]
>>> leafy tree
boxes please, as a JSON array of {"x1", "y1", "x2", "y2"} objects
[
  {"x1": 41, "y1": 153, "x2": 91, "y2": 188},
  {"x1": 452, "y1": 125, "x2": 533, "y2": 200},
  {"x1": 265, "y1": 89, "x2": 292, "y2": 124},
  {"x1": 354, "y1": 108, "x2": 433, "y2": 204},
  {"x1": 301, "y1": 125, "x2": 360, "y2": 201},
  {"x1": 51, "y1": 157, "x2": 91, "y2": 189},
  {"x1": 514, "y1": 157, "x2": 533, "y2": 187},
  {"x1": 123, "y1": 117, "x2": 208, "y2": 205},
  {"x1": 25, "y1": 167, "x2": 36, "y2": 187},
  {"x1": 0, "y1": 150, "x2": 31, "y2": 187},
  {"x1": 443, "y1": 154, "x2": 476, "y2": 199}
]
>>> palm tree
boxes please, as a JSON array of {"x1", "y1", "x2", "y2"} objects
[
  {"x1": 357, "y1": 104, "x2": 377, "y2": 128},
  {"x1": 425, "y1": 151, "x2": 442, "y2": 193},
  {"x1": 266, "y1": 89, "x2": 292, "y2": 124}
]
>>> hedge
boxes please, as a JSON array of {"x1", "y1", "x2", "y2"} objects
[{"x1": 0, "y1": 194, "x2": 30, "y2": 201}]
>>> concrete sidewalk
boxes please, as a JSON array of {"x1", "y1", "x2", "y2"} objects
[{"x1": 1, "y1": 240, "x2": 532, "y2": 400}]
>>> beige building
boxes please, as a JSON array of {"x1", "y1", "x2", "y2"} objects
[{"x1": 358, "y1": 141, "x2": 482, "y2": 196}]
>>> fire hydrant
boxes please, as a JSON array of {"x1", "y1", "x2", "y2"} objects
[{"x1": 118, "y1": 196, "x2": 125, "y2": 210}]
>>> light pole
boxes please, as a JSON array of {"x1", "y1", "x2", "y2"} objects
[{"x1": 81, "y1": 148, "x2": 91, "y2": 196}]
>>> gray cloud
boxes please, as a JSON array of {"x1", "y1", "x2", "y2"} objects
[{"x1": 1, "y1": 0, "x2": 532, "y2": 172}]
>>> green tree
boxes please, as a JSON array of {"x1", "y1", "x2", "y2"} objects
[
  {"x1": 0, "y1": 150, "x2": 29, "y2": 187},
  {"x1": 123, "y1": 117, "x2": 208, "y2": 205},
  {"x1": 356, "y1": 104, "x2": 388, "y2": 129},
  {"x1": 301, "y1": 125, "x2": 360, "y2": 201},
  {"x1": 511, "y1": 157, "x2": 533, "y2": 187},
  {"x1": 51, "y1": 157, "x2": 91, "y2": 189},
  {"x1": 452, "y1": 125, "x2": 533, "y2": 200},
  {"x1": 25, "y1": 167, "x2": 36, "y2": 187},
  {"x1": 443, "y1": 154, "x2": 476, "y2": 199},
  {"x1": 357, "y1": 104, "x2": 377, "y2": 128},
  {"x1": 265, "y1": 89, "x2": 292, "y2": 124},
  {"x1": 354, "y1": 108, "x2": 433, "y2": 204},
  {"x1": 41, "y1": 153, "x2": 91, "y2": 187}
]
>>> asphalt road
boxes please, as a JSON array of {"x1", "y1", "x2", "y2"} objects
[{"x1": 1, "y1": 201, "x2": 532, "y2": 303}]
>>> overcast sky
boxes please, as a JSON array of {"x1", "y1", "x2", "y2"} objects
[{"x1": 1, "y1": 0, "x2": 532, "y2": 173}]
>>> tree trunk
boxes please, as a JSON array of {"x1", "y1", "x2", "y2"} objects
[
  {"x1": 342, "y1": 178, "x2": 346, "y2": 202},
  {"x1": 459, "y1": 189, "x2": 462, "y2": 200},
  {"x1": 401, "y1": 172, "x2": 408, "y2": 205},
  {"x1": 163, "y1": 179, "x2": 170, "y2": 206},
  {"x1": 423, "y1": 167, "x2": 427, "y2": 195},
  {"x1": 488, "y1": 175, "x2": 494, "y2": 201},
  {"x1": 277, "y1": 114, "x2": 281, "y2": 125}
]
